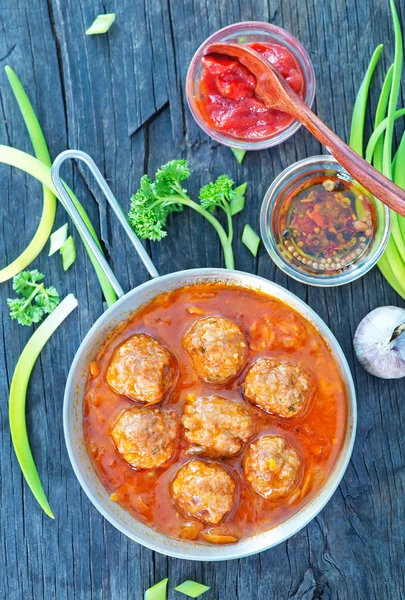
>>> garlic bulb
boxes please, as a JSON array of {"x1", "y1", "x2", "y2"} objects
[{"x1": 353, "y1": 306, "x2": 405, "y2": 379}]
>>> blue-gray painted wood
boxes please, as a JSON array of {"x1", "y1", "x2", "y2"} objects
[{"x1": 1, "y1": 0, "x2": 404, "y2": 598}]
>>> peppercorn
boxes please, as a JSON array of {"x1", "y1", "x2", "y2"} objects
[{"x1": 342, "y1": 230, "x2": 353, "y2": 241}]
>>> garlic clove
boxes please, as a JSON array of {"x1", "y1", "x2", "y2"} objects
[{"x1": 353, "y1": 306, "x2": 405, "y2": 379}]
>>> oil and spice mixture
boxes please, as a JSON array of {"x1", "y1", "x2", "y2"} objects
[{"x1": 278, "y1": 175, "x2": 376, "y2": 273}]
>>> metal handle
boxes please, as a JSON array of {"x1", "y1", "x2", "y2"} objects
[{"x1": 51, "y1": 150, "x2": 159, "y2": 298}]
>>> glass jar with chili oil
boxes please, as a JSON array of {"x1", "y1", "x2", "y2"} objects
[
  {"x1": 186, "y1": 22, "x2": 316, "y2": 150},
  {"x1": 261, "y1": 156, "x2": 390, "y2": 286}
]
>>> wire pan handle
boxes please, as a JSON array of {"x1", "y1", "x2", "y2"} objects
[{"x1": 51, "y1": 150, "x2": 159, "y2": 299}]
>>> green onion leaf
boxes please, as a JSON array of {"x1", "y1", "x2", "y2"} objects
[
  {"x1": 383, "y1": 0, "x2": 403, "y2": 178},
  {"x1": 365, "y1": 107, "x2": 405, "y2": 164},
  {"x1": 48, "y1": 223, "x2": 68, "y2": 256},
  {"x1": 231, "y1": 147, "x2": 246, "y2": 164},
  {"x1": 380, "y1": 1, "x2": 405, "y2": 284},
  {"x1": 394, "y1": 132, "x2": 405, "y2": 190},
  {"x1": 242, "y1": 224, "x2": 260, "y2": 257},
  {"x1": 349, "y1": 35, "x2": 405, "y2": 301},
  {"x1": 86, "y1": 13, "x2": 115, "y2": 35},
  {"x1": 349, "y1": 44, "x2": 383, "y2": 156},
  {"x1": 372, "y1": 64, "x2": 394, "y2": 168},
  {"x1": 1, "y1": 67, "x2": 56, "y2": 282},
  {"x1": 174, "y1": 580, "x2": 210, "y2": 598},
  {"x1": 0, "y1": 145, "x2": 117, "y2": 305},
  {"x1": 60, "y1": 236, "x2": 76, "y2": 271},
  {"x1": 144, "y1": 578, "x2": 168, "y2": 600},
  {"x1": 9, "y1": 294, "x2": 78, "y2": 517},
  {"x1": 392, "y1": 131, "x2": 405, "y2": 296}
]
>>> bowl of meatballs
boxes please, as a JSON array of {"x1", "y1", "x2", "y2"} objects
[{"x1": 64, "y1": 268, "x2": 356, "y2": 561}]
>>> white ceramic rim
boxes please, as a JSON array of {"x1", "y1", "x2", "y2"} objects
[{"x1": 63, "y1": 268, "x2": 356, "y2": 561}]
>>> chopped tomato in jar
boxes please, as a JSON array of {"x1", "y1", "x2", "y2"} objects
[{"x1": 196, "y1": 42, "x2": 304, "y2": 140}]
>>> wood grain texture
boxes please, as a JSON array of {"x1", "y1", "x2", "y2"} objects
[{"x1": 0, "y1": 0, "x2": 404, "y2": 598}]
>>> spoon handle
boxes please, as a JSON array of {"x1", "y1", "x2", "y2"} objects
[{"x1": 291, "y1": 100, "x2": 405, "y2": 216}]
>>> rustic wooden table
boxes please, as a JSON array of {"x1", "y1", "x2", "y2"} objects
[{"x1": 1, "y1": 0, "x2": 404, "y2": 598}]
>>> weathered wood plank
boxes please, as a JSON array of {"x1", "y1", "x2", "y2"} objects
[{"x1": 1, "y1": 0, "x2": 405, "y2": 598}]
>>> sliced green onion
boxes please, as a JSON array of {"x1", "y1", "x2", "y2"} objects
[
  {"x1": 230, "y1": 195, "x2": 245, "y2": 216},
  {"x1": 230, "y1": 183, "x2": 247, "y2": 215},
  {"x1": 174, "y1": 580, "x2": 210, "y2": 598},
  {"x1": 0, "y1": 145, "x2": 117, "y2": 306},
  {"x1": 86, "y1": 13, "x2": 115, "y2": 35},
  {"x1": 144, "y1": 578, "x2": 168, "y2": 600},
  {"x1": 242, "y1": 224, "x2": 260, "y2": 257},
  {"x1": 60, "y1": 236, "x2": 76, "y2": 271},
  {"x1": 349, "y1": 44, "x2": 383, "y2": 156},
  {"x1": 48, "y1": 223, "x2": 68, "y2": 256},
  {"x1": 0, "y1": 66, "x2": 56, "y2": 282},
  {"x1": 9, "y1": 294, "x2": 78, "y2": 517},
  {"x1": 231, "y1": 147, "x2": 246, "y2": 164},
  {"x1": 233, "y1": 182, "x2": 247, "y2": 196}
]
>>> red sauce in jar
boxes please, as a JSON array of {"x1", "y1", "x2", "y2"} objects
[
  {"x1": 196, "y1": 42, "x2": 304, "y2": 140},
  {"x1": 83, "y1": 283, "x2": 347, "y2": 545}
]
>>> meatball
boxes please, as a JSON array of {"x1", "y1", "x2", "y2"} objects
[
  {"x1": 243, "y1": 436, "x2": 302, "y2": 499},
  {"x1": 243, "y1": 358, "x2": 312, "y2": 418},
  {"x1": 106, "y1": 333, "x2": 176, "y2": 404},
  {"x1": 171, "y1": 460, "x2": 235, "y2": 524},
  {"x1": 183, "y1": 317, "x2": 248, "y2": 383},
  {"x1": 110, "y1": 406, "x2": 179, "y2": 469},
  {"x1": 181, "y1": 395, "x2": 254, "y2": 458}
]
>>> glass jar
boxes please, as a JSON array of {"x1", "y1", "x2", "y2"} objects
[
  {"x1": 260, "y1": 155, "x2": 390, "y2": 286},
  {"x1": 186, "y1": 21, "x2": 316, "y2": 150}
]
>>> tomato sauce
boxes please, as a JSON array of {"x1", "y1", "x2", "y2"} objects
[
  {"x1": 83, "y1": 283, "x2": 347, "y2": 544},
  {"x1": 196, "y1": 42, "x2": 304, "y2": 140}
]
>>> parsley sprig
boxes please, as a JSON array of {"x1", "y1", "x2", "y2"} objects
[
  {"x1": 7, "y1": 270, "x2": 60, "y2": 326},
  {"x1": 128, "y1": 159, "x2": 247, "y2": 269}
]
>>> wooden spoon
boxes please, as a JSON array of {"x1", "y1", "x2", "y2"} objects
[{"x1": 205, "y1": 42, "x2": 405, "y2": 217}]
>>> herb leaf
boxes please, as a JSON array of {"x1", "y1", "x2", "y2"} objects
[
  {"x1": 128, "y1": 160, "x2": 247, "y2": 270},
  {"x1": 7, "y1": 269, "x2": 60, "y2": 326},
  {"x1": 128, "y1": 166, "x2": 185, "y2": 241},
  {"x1": 12, "y1": 269, "x2": 45, "y2": 296},
  {"x1": 7, "y1": 298, "x2": 42, "y2": 326},
  {"x1": 199, "y1": 174, "x2": 235, "y2": 213}
]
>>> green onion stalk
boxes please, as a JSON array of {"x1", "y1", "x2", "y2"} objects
[
  {"x1": 9, "y1": 294, "x2": 78, "y2": 517},
  {"x1": 349, "y1": 0, "x2": 405, "y2": 299},
  {"x1": 1, "y1": 67, "x2": 117, "y2": 305},
  {"x1": 0, "y1": 145, "x2": 117, "y2": 306},
  {"x1": 0, "y1": 67, "x2": 57, "y2": 282}
]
